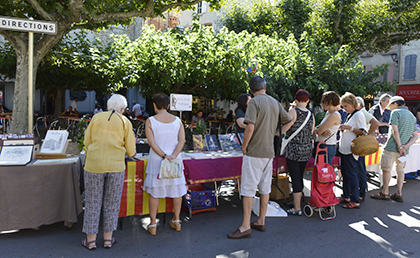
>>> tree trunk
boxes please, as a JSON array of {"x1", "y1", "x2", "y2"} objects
[
  {"x1": 54, "y1": 87, "x2": 65, "y2": 118},
  {"x1": 10, "y1": 46, "x2": 39, "y2": 134},
  {"x1": 10, "y1": 51, "x2": 29, "y2": 134}
]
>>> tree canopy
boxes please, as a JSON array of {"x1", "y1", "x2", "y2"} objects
[
  {"x1": 106, "y1": 21, "x2": 393, "y2": 104},
  {"x1": 220, "y1": 0, "x2": 420, "y2": 54},
  {"x1": 120, "y1": 21, "x2": 258, "y2": 100},
  {"x1": 0, "y1": 0, "x2": 225, "y2": 134}
]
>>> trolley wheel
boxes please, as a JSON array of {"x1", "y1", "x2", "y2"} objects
[
  {"x1": 303, "y1": 204, "x2": 313, "y2": 217},
  {"x1": 324, "y1": 206, "x2": 333, "y2": 214}
]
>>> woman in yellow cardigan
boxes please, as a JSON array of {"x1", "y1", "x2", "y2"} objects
[{"x1": 82, "y1": 94, "x2": 136, "y2": 250}]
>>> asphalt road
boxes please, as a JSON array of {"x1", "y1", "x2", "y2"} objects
[{"x1": 1, "y1": 175, "x2": 420, "y2": 258}]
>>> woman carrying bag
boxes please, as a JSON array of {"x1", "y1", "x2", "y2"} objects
[
  {"x1": 284, "y1": 90, "x2": 315, "y2": 215},
  {"x1": 337, "y1": 92, "x2": 367, "y2": 209},
  {"x1": 314, "y1": 91, "x2": 342, "y2": 165}
]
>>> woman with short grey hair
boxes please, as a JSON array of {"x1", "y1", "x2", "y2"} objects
[
  {"x1": 107, "y1": 94, "x2": 127, "y2": 113},
  {"x1": 82, "y1": 94, "x2": 136, "y2": 250}
]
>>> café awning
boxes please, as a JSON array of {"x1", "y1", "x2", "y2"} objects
[{"x1": 396, "y1": 85, "x2": 420, "y2": 100}]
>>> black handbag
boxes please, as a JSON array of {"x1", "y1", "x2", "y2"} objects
[{"x1": 274, "y1": 110, "x2": 282, "y2": 156}]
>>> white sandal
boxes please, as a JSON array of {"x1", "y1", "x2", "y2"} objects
[
  {"x1": 147, "y1": 224, "x2": 157, "y2": 236},
  {"x1": 170, "y1": 220, "x2": 181, "y2": 231}
]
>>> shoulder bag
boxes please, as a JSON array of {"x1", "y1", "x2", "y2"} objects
[{"x1": 280, "y1": 111, "x2": 311, "y2": 155}]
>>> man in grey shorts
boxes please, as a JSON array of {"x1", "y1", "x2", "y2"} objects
[{"x1": 228, "y1": 76, "x2": 292, "y2": 239}]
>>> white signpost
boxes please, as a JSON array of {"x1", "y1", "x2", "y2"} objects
[
  {"x1": 0, "y1": 16, "x2": 57, "y2": 133},
  {"x1": 170, "y1": 94, "x2": 192, "y2": 121}
]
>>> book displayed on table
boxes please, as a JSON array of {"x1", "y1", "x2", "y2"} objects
[
  {"x1": 40, "y1": 130, "x2": 69, "y2": 154},
  {"x1": 219, "y1": 134, "x2": 241, "y2": 151},
  {"x1": 205, "y1": 135, "x2": 219, "y2": 151},
  {"x1": 0, "y1": 145, "x2": 34, "y2": 166},
  {"x1": 193, "y1": 134, "x2": 207, "y2": 151}
]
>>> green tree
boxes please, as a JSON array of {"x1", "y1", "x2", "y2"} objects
[
  {"x1": 0, "y1": 0, "x2": 225, "y2": 134},
  {"x1": 221, "y1": 0, "x2": 420, "y2": 53},
  {"x1": 0, "y1": 31, "x2": 124, "y2": 118},
  {"x1": 122, "y1": 20, "x2": 257, "y2": 100}
]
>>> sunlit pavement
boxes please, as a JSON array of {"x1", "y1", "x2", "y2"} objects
[{"x1": 1, "y1": 174, "x2": 419, "y2": 258}]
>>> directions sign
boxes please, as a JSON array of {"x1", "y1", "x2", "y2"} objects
[
  {"x1": 170, "y1": 94, "x2": 192, "y2": 111},
  {"x1": 0, "y1": 16, "x2": 56, "y2": 34}
]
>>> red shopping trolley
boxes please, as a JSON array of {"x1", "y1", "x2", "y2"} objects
[{"x1": 303, "y1": 142, "x2": 339, "y2": 220}]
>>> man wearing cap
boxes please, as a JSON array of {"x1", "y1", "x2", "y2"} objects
[
  {"x1": 368, "y1": 94, "x2": 391, "y2": 134},
  {"x1": 356, "y1": 97, "x2": 380, "y2": 202},
  {"x1": 371, "y1": 96, "x2": 418, "y2": 202}
]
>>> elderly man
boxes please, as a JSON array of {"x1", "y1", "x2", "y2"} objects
[
  {"x1": 368, "y1": 93, "x2": 391, "y2": 134},
  {"x1": 356, "y1": 97, "x2": 380, "y2": 201},
  {"x1": 371, "y1": 96, "x2": 418, "y2": 203},
  {"x1": 228, "y1": 76, "x2": 292, "y2": 239}
]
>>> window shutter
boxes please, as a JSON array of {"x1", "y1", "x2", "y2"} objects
[
  {"x1": 202, "y1": 2, "x2": 208, "y2": 13},
  {"x1": 409, "y1": 55, "x2": 417, "y2": 80},
  {"x1": 404, "y1": 55, "x2": 410, "y2": 80},
  {"x1": 388, "y1": 63, "x2": 395, "y2": 82},
  {"x1": 404, "y1": 55, "x2": 417, "y2": 80}
]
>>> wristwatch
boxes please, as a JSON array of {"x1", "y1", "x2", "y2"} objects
[{"x1": 162, "y1": 154, "x2": 167, "y2": 159}]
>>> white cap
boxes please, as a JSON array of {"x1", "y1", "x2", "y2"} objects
[{"x1": 388, "y1": 96, "x2": 404, "y2": 106}]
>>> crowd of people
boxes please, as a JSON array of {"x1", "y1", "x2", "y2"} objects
[{"x1": 79, "y1": 76, "x2": 419, "y2": 248}]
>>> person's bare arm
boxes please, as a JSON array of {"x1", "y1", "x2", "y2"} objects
[
  {"x1": 399, "y1": 130, "x2": 418, "y2": 156},
  {"x1": 315, "y1": 113, "x2": 340, "y2": 135},
  {"x1": 236, "y1": 117, "x2": 246, "y2": 129},
  {"x1": 167, "y1": 120, "x2": 186, "y2": 161},
  {"x1": 280, "y1": 109, "x2": 295, "y2": 135},
  {"x1": 145, "y1": 119, "x2": 166, "y2": 158},
  {"x1": 368, "y1": 117, "x2": 380, "y2": 135},
  {"x1": 241, "y1": 123, "x2": 254, "y2": 155}
]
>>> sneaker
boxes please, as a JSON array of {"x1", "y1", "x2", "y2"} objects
[{"x1": 287, "y1": 208, "x2": 302, "y2": 216}]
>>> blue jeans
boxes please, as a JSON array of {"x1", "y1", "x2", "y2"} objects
[
  {"x1": 341, "y1": 154, "x2": 360, "y2": 203},
  {"x1": 357, "y1": 156, "x2": 366, "y2": 198},
  {"x1": 326, "y1": 144, "x2": 336, "y2": 166}
]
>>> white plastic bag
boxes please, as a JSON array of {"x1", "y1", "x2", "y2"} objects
[{"x1": 252, "y1": 197, "x2": 287, "y2": 217}]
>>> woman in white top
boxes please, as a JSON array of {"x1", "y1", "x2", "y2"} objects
[
  {"x1": 337, "y1": 92, "x2": 367, "y2": 209},
  {"x1": 314, "y1": 91, "x2": 342, "y2": 165},
  {"x1": 144, "y1": 93, "x2": 187, "y2": 235}
]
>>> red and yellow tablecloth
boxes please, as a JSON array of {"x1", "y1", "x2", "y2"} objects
[
  {"x1": 119, "y1": 160, "x2": 173, "y2": 217},
  {"x1": 365, "y1": 148, "x2": 382, "y2": 166}
]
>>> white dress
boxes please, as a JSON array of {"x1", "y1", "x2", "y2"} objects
[{"x1": 143, "y1": 116, "x2": 187, "y2": 198}]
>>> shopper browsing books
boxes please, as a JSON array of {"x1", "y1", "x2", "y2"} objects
[
  {"x1": 235, "y1": 93, "x2": 251, "y2": 134},
  {"x1": 143, "y1": 93, "x2": 187, "y2": 235},
  {"x1": 81, "y1": 94, "x2": 136, "y2": 250}
]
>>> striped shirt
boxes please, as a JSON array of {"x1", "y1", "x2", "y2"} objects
[{"x1": 384, "y1": 107, "x2": 417, "y2": 154}]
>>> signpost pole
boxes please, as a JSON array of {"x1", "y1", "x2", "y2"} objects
[
  {"x1": 28, "y1": 19, "x2": 34, "y2": 133},
  {"x1": 0, "y1": 16, "x2": 56, "y2": 134}
]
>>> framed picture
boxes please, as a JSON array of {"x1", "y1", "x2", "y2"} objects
[{"x1": 0, "y1": 145, "x2": 33, "y2": 166}]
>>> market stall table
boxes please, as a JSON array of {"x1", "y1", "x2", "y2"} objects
[
  {"x1": 365, "y1": 143, "x2": 420, "y2": 185},
  {"x1": 0, "y1": 160, "x2": 83, "y2": 232},
  {"x1": 118, "y1": 154, "x2": 341, "y2": 219}
]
